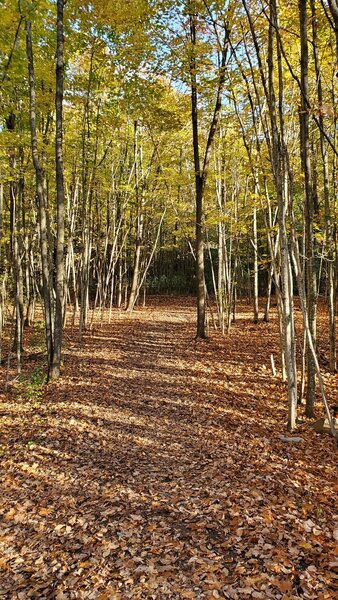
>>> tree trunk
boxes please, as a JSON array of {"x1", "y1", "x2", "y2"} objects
[
  {"x1": 299, "y1": 0, "x2": 317, "y2": 417},
  {"x1": 252, "y1": 199, "x2": 259, "y2": 324},
  {"x1": 328, "y1": 0, "x2": 338, "y2": 59},
  {"x1": 51, "y1": 0, "x2": 65, "y2": 379},
  {"x1": 268, "y1": 0, "x2": 298, "y2": 430},
  {"x1": 188, "y1": 10, "x2": 228, "y2": 338},
  {"x1": 25, "y1": 19, "x2": 54, "y2": 373},
  {"x1": 311, "y1": 0, "x2": 336, "y2": 372},
  {"x1": 127, "y1": 120, "x2": 144, "y2": 312},
  {"x1": 189, "y1": 13, "x2": 206, "y2": 337}
]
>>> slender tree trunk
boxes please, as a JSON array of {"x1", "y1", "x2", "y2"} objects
[
  {"x1": 189, "y1": 13, "x2": 206, "y2": 338},
  {"x1": 127, "y1": 121, "x2": 144, "y2": 312},
  {"x1": 328, "y1": 0, "x2": 338, "y2": 59},
  {"x1": 25, "y1": 19, "x2": 54, "y2": 373},
  {"x1": 79, "y1": 49, "x2": 94, "y2": 337},
  {"x1": 51, "y1": 0, "x2": 65, "y2": 379},
  {"x1": 252, "y1": 196, "x2": 259, "y2": 324},
  {"x1": 268, "y1": 0, "x2": 298, "y2": 430},
  {"x1": 264, "y1": 262, "x2": 273, "y2": 322},
  {"x1": 299, "y1": 0, "x2": 317, "y2": 416},
  {"x1": 290, "y1": 216, "x2": 337, "y2": 438},
  {"x1": 10, "y1": 162, "x2": 24, "y2": 371},
  {"x1": 188, "y1": 10, "x2": 228, "y2": 338},
  {"x1": 311, "y1": 0, "x2": 336, "y2": 372},
  {"x1": 0, "y1": 174, "x2": 3, "y2": 364}
]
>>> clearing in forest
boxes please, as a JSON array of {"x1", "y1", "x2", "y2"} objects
[{"x1": 0, "y1": 298, "x2": 337, "y2": 599}]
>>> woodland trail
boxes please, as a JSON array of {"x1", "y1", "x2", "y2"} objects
[{"x1": 0, "y1": 298, "x2": 337, "y2": 599}]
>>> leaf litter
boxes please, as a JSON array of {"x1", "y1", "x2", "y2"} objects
[{"x1": 0, "y1": 297, "x2": 337, "y2": 599}]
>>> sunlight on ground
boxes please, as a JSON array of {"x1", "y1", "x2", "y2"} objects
[{"x1": 0, "y1": 300, "x2": 337, "y2": 598}]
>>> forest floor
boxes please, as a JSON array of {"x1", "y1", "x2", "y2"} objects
[{"x1": 0, "y1": 297, "x2": 337, "y2": 600}]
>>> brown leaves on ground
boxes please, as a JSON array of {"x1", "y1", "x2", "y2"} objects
[{"x1": 0, "y1": 298, "x2": 337, "y2": 599}]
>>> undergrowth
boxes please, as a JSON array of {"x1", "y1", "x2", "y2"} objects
[{"x1": 16, "y1": 366, "x2": 47, "y2": 407}]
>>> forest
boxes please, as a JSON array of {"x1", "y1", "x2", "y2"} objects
[{"x1": 0, "y1": 0, "x2": 337, "y2": 598}]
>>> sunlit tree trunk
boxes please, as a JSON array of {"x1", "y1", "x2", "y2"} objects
[
  {"x1": 299, "y1": 0, "x2": 317, "y2": 416},
  {"x1": 127, "y1": 120, "x2": 144, "y2": 312},
  {"x1": 79, "y1": 49, "x2": 94, "y2": 337},
  {"x1": 252, "y1": 183, "x2": 259, "y2": 324},
  {"x1": 268, "y1": 0, "x2": 298, "y2": 429}
]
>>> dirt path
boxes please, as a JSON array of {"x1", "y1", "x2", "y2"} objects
[{"x1": 0, "y1": 298, "x2": 337, "y2": 599}]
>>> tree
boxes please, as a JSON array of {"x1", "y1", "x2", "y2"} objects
[
  {"x1": 187, "y1": 2, "x2": 230, "y2": 338},
  {"x1": 25, "y1": 17, "x2": 54, "y2": 375},
  {"x1": 51, "y1": 0, "x2": 65, "y2": 379}
]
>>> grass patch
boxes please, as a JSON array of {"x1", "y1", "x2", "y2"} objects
[{"x1": 16, "y1": 366, "x2": 47, "y2": 406}]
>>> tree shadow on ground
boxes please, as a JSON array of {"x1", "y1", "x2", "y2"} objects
[{"x1": 0, "y1": 299, "x2": 336, "y2": 598}]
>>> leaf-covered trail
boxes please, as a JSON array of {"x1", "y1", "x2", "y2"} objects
[{"x1": 0, "y1": 298, "x2": 337, "y2": 599}]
